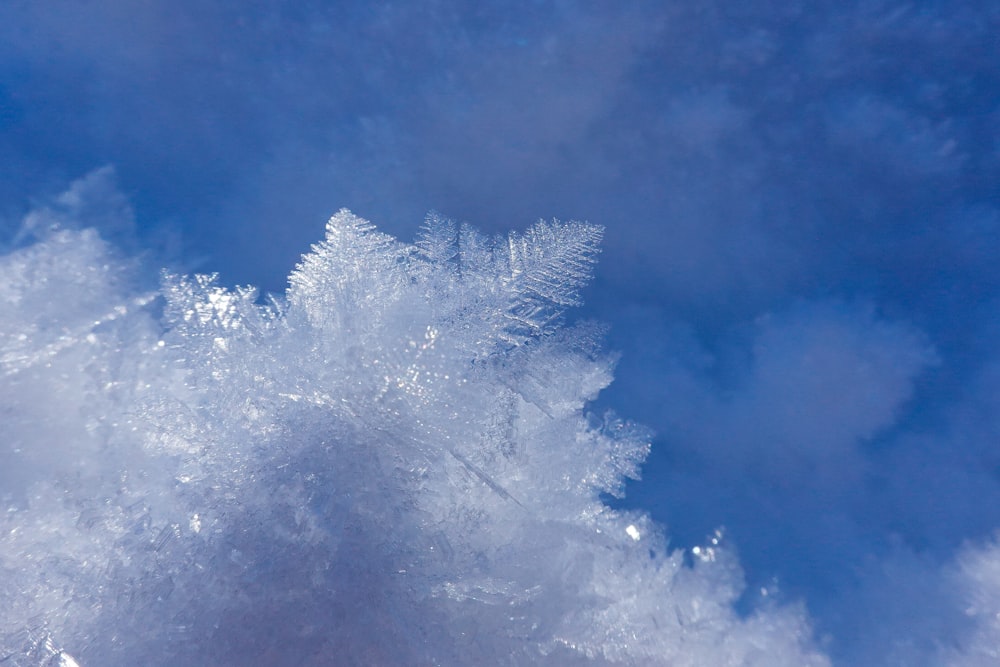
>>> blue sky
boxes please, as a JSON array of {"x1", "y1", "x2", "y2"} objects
[{"x1": 2, "y1": 2, "x2": 999, "y2": 663}]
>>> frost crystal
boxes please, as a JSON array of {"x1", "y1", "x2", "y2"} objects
[{"x1": 0, "y1": 190, "x2": 827, "y2": 665}]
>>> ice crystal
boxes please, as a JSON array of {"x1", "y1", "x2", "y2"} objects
[{"x1": 0, "y1": 189, "x2": 827, "y2": 665}]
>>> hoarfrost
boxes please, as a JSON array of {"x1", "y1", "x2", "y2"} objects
[{"x1": 0, "y1": 176, "x2": 828, "y2": 665}]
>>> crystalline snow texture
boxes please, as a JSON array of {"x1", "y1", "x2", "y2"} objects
[{"x1": 0, "y1": 201, "x2": 828, "y2": 666}]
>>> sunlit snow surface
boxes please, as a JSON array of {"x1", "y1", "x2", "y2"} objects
[{"x1": 0, "y1": 182, "x2": 831, "y2": 665}]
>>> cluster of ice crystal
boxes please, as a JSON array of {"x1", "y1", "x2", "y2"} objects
[{"x1": 0, "y1": 180, "x2": 828, "y2": 665}]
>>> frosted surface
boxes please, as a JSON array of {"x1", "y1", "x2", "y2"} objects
[{"x1": 0, "y1": 178, "x2": 828, "y2": 665}]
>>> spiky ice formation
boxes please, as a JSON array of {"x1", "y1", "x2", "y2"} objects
[{"x1": 0, "y1": 178, "x2": 827, "y2": 666}]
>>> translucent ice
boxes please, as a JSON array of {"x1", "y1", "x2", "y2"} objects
[{"x1": 0, "y1": 175, "x2": 827, "y2": 665}]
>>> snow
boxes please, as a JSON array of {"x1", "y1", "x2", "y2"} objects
[{"x1": 0, "y1": 177, "x2": 828, "y2": 665}]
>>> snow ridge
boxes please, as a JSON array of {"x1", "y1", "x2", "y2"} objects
[{"x1": 0, "y1": 187, "x2": 826, "y2": 665}]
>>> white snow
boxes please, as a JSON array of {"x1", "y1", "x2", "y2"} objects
[{"x1": 0, "y1": 174, "x2": 828, "y2": 665}]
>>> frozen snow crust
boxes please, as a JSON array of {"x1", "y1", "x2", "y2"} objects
[{"x1": 0, "y1": 193, "x2": 832, "y2": 664}]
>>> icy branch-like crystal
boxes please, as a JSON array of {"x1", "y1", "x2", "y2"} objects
[{"x1": 0, "y1": 191, "x2": 828, "y2": 666}]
